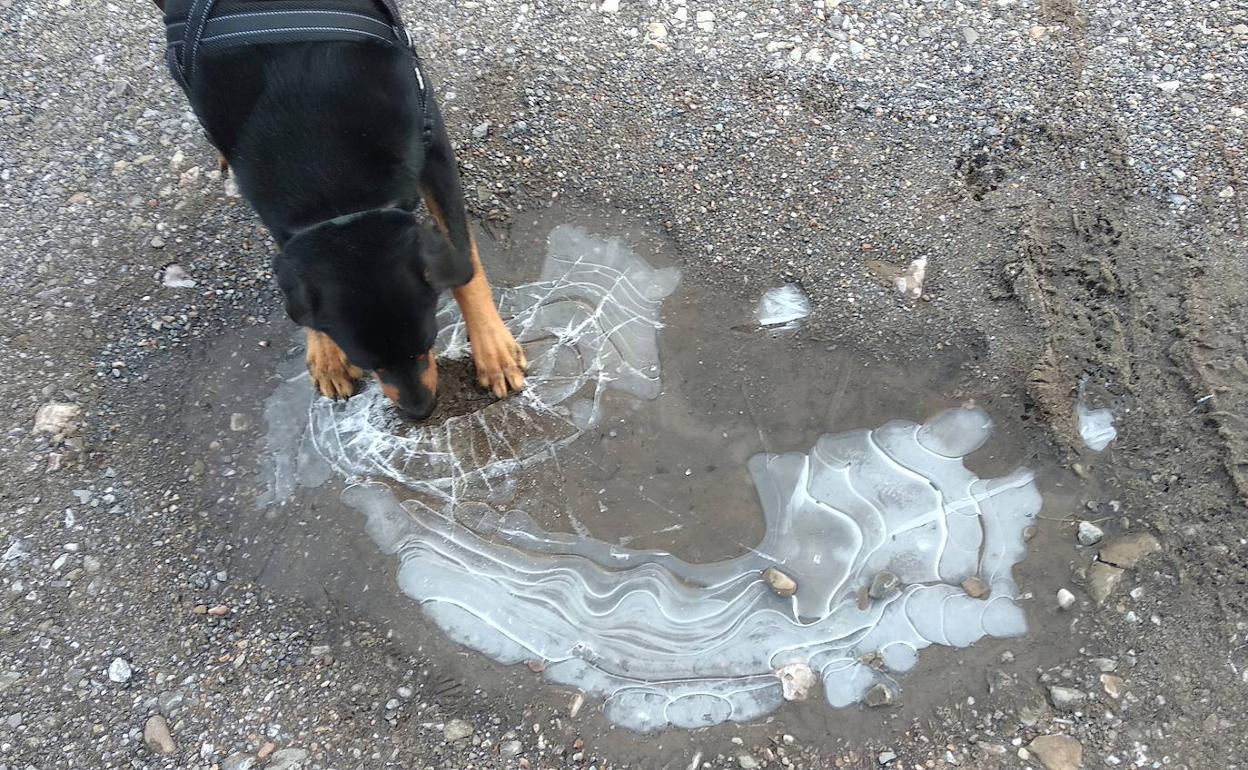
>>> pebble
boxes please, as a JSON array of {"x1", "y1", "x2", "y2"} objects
[
  {"x1": 443, "y1": 718, "x2": 475, "y2": 742},
  {"x1": 472, "y1": 121, "x2": 491, "y2": 140},
  {"x1": 569, "y1": 692, "x2": 585, "y2": 718},
  {"x1": 878, "y1": 749, "x2": 898, "y2": 764},
  {"x1": 107, "y1": 657, "x2": 132, "y2": 683},
  {"x1": 868, "y1": 570, "x2": 901, "y2": 600},
  {"x1": 222, "y1": 752, "x2": 257, "y2": 770},
  {"x1": 1091, "y1": 657, "x2": 1118, "y2": 672},
  {"x1": 162, "y1": 264, "x2": 197, "y2": 289},
  {"x1": 848, "y1": 40, "x2": 866, "y2": 56},
  {"x1": 1100, "y1": 673, "x2": 1124, "y2": 699},
  {"x1": 762, "y1": 566, "x2": 798, "y2": 597},
  {"x1": 865, "y1": 683, "x2": 894, "y2": 707},
  {"x1": 695, "y1": 10, "x2": 715, "y2": 32},
  {"x1": 1076, "y1": 520, "x2": 1103, "y2": 546},
  {"x1": 1027, "y1": 734, "x2": 1083, "y2": 770},
  {"x1": 775, "y1": 662, "x2": 817, "y2": 701},
  {"x1": 1048, "y1": 685, "x2": 1087, "y2": 711},
  {"x1": 229, "y1": 413, "x2": 250, "y2": 432},
  {"x1": 267, "y1": 748, "x2": 309, "y2": 770},
  {"x1": 599, "y1": 0, "x2": 619, "y2": 12},
  {"x1": 737, "y1": 752, "x2": 760, "y2": 769},
  {"x1": 960, "y1": 27, "x2": 979, "y2": 45},
  {"x1": 960, "y1": 575, "x2": 990, "y2": 599},
  {"x1": 501, "y1": 740, "x2": 523, "y2": 757},
  {"x1": 257, "y1": 742, "x2": 277, "y2": 761},
  {"x1": 143, "y1": 715, "x2": 176, "y2": 755},
  {"x1": 1056, "y1": 588, "x2": 1076, "y2": 610}
]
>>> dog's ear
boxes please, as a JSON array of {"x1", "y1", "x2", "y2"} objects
[
  {"x1": 416, "y1": 220, "x2": 474, "y2": 290},
  {"x1": 272, "y1": 251, "x2": 317, "y2": 326}
]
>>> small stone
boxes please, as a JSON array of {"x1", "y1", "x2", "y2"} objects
[
  {"x1": 162, "y1": 264, "x2": 196, "y2": 288},
  {"x1": 257, "y1": 742, "x2": 277, "y2": 761},
  {"x1": 775, "y1": 662, "x2": 817, "y2": 701},
  {"x1": 960, "y1": 576, "x2": 990, "y2": 599},
  {"x1": 150, "y1": 235, "x2": 166, "y2": 249},
  {"x1": 1232, "y1": 23, "x2": 1248, "y2": 34},
  {"x1": 1056, "y1": 588, "x2": 1076, "y2": 610},
  {"x1": 1027, "y1": 734, "x2": 1083, "y2": 770},
  {"x1": 1029, "y1": 25, "x2": 1048, "y2": 39},
  {"x1": 878, "y1": 750, "x2": 898, "y2": 765},
  {"x1": 222, "y1": 751, "x2": 257, "y2": 770},
  {"x1": 108, "y1": 657, "x2": 132, "y2": 683},
  {"x1": 695, "y1": 10, "x2": 715, "y2": 32},
  {"x1": 108, "y1": 79, "x2": 132, "y2": 98},
  {"x1": 143, "y1": 715, "x2": 176, "y2": 755},
  {"x1": 599, "y1": 0, "x2": 619, "y2": 12},
  {"x1": 1098, "y1": 533, "x2": 1161, "y2": 568},
  {"x1": 1076, "y1": 520, "x2": 1103, "y2": 546},
  {"x1": 644, "y1": 22, "x2": 668, "y2": 43},
  {"x1": 229, "y1": 413, "x2": 250, "y2": 432},
  {"x1": 34, "y1": 402, "x2": 82, "y2": 439},
  {"x1": 501, "y1": 740, "x2": 523, "y2": 757},
  {"x1": 762, "y1": 567, "x2": 798, "y2": 597},
  {"x1": 1158, "y1": 80, "x2": 1182, "y2": 94},
  {"x1": 868, "y1": 570, "x2": 902, "y2": 600},
  {"x1": 737, "y1": 753, "x2": 760, "y2": 770},
  {"x1": 569, "y1": 692, "x2": 585, "y2": 718},
  {"x1": 1091, "y1": 657, "x2": 1118, "y2": 672},
  {"x1": 865, "y1": 683, "x2": 894, "y2": 707},
  {"x1": 1100, "y1": 673, "x2": 1124, "y2": 699},
  {"x1": 1217, "y1": 186, "x2": 1235, "y2": 199},
  {"x1": 0, "y1": 672, "x2": 19, "y2": 693},
  {"x1": 1086, "y1": 561, "x2": 1125, "y2": 604},
  {"x1": 267, "y1": 748, "x2": 308, "y2": 770},
  {"x1": 848, "y1": 40, "x2": 865, "y2": 56},
  {"x1": 443, "y1": 718, "x2": 475, "y2": 742},
  {"x1": 960, "y1": 27, "x2": 979, "y2": 44},
  {"x1": 471, "y1": 122, "x2": 490, "y2": 140},
  {"x1": 1048, "y1": 685, "x2": 1087, "y2": 711}
]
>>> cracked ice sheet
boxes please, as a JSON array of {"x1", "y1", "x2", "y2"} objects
[{"x1": 261, "y1": 228, "x2": 1042, "y2": 734}]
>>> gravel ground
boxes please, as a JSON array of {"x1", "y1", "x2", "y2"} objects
[{"x1": 2, "y1": 1, "x2": 1247, "y2": 769}]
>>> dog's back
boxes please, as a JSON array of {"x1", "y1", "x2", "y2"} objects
[{"x1": 164, "y1": 0, "x2": 427, "y2": 243}]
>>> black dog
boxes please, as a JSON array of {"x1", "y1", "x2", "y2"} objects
[{"x1": 156, "y1": 0, "x2": 526, "y2": 418}]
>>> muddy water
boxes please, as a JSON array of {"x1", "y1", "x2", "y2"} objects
[{"x1": 185, "y1": 204, "x2": 1082, "y2": 758}]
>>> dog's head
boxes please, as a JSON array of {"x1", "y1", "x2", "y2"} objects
[{"x1": 274, "y1": 209, "x2": 472, "y2": 419}]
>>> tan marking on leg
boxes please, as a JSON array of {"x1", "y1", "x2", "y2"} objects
[
  {"x1": 421, "y1": 194, "x2": 527, "y2": 398},
  {"x1": 420, "y1": 351, "x2": 438, "y2": 394},
  {"x1": 216, "y1": 151, "x2": 229, "y2": 174},
  {"x1": 305, "y1": 328, "x2": 362, "y2": 400}
]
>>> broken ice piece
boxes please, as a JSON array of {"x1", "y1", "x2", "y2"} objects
[
  {"x1": 162, "y1": 264, "x2": 196, "y2": 289},
  {"x1": 1075, "y1": 384, "x2": 1117, "y2": 452},
  {"x1": 894, "y1": 258, "x2": 927, "y2": 300},
  {"x1": 755, "y1": 284, "x2": 810, "y2": 328}
]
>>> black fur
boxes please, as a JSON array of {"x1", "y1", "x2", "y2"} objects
[{"x1": 162, "y1": 0, "x2": 478, "y2": 418}]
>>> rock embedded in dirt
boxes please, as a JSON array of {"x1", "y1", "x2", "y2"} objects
[
  {"x1": 143, "y1": 714, "x2": 176, "y2": 754},
  {"x1": 1098, "y1": 533, "x2": 1161, "y2": 568},
  {"x1": 762, "y1": 566, "x2": 798, "y2": 597},
  {"x1": 1101, "y1": 673, "x2": 1124, "y2": 699},
  {"x1": 266, "y1": 748, "x2": 308, "y2": 770},
  {"x1": 1077, "y1": 520, "x2": 1104, "y2": 546},
  {"x1": 1086, "y1": 562, "x2": 1125, "y2": 604},
  {"x1": 1027, "y1": 734, "x2": 1083, "y2": 770},
  {"x1": 33, "y1": 402, "x2": 81, "y2": 440},
  {"x1": 443, "y1": 718, "x2": 475, "y2": 742},
  {"x1": 222, "y1": 751, "x2": 256, "y2": 770},
  {"x1": 1057, "y1": 588, "x2": 1076, "y2": 610},
  {"x1": 1048, "y1": 685, "x2": 1088, "y2": 711}
]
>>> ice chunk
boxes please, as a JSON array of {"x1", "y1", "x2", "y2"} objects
[{"x1": 755, "y1": 285, "x2": 811, "y2": 328}]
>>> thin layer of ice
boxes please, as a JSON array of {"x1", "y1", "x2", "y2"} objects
[
  {"x1": 260, "y1": 228, "x2": 1041, "y2": 733},
  {"x1": 755, "y1": 285, "x2": 811, "y2": 328},
  {"x1": 1076, "y1": 400, "x2": 1117, "y2": 452}
]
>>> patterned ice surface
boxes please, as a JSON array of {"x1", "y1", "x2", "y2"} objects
[
  {"x1": 296, "y1": 225, "x2": 680, "y2": 504},
  {"x1": 261, "y1": 227, "x2": 1042, "y2": 733},
  {"x1": 755, "y1": 284, "x2": 811, "y2": 329}
]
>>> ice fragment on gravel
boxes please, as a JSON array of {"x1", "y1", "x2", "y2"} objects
[
  {"x1": 755, "y1": 284, "x2": 810, "y2": 328},
  {"x1": 1075, "y1": 387, "x2": 1116, "y2": 452},
  {"x1": 895, "y1": 258, "x2": 927, "y2": 299},
  {"x1": 162, "y1": 264, "x2": 196, "y2": 289}
]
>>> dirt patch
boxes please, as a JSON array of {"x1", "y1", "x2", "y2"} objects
[{"x1": 426, "y1": 357, "x2": 496, "y2": 422}]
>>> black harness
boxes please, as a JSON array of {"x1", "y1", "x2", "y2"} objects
[{"x1": 163, "y1": 0, "x2": 434, "y2": 143}]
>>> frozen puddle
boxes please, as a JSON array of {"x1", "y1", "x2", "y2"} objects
[{"x1": 262, "y1": 227, "x2": 1042, "y2": 732}]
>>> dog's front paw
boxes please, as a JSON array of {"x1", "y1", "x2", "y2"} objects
[
  {"x1": 305, "y1": 329, "x2": 362, "y2": 400},
  {"x1": 470, "y1": 323, "x2": 527, "y2": 398}
]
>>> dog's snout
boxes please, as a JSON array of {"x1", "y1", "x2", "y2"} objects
[{"x1": 374, "y1": 354, "x2": 438, "y2": 420}]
